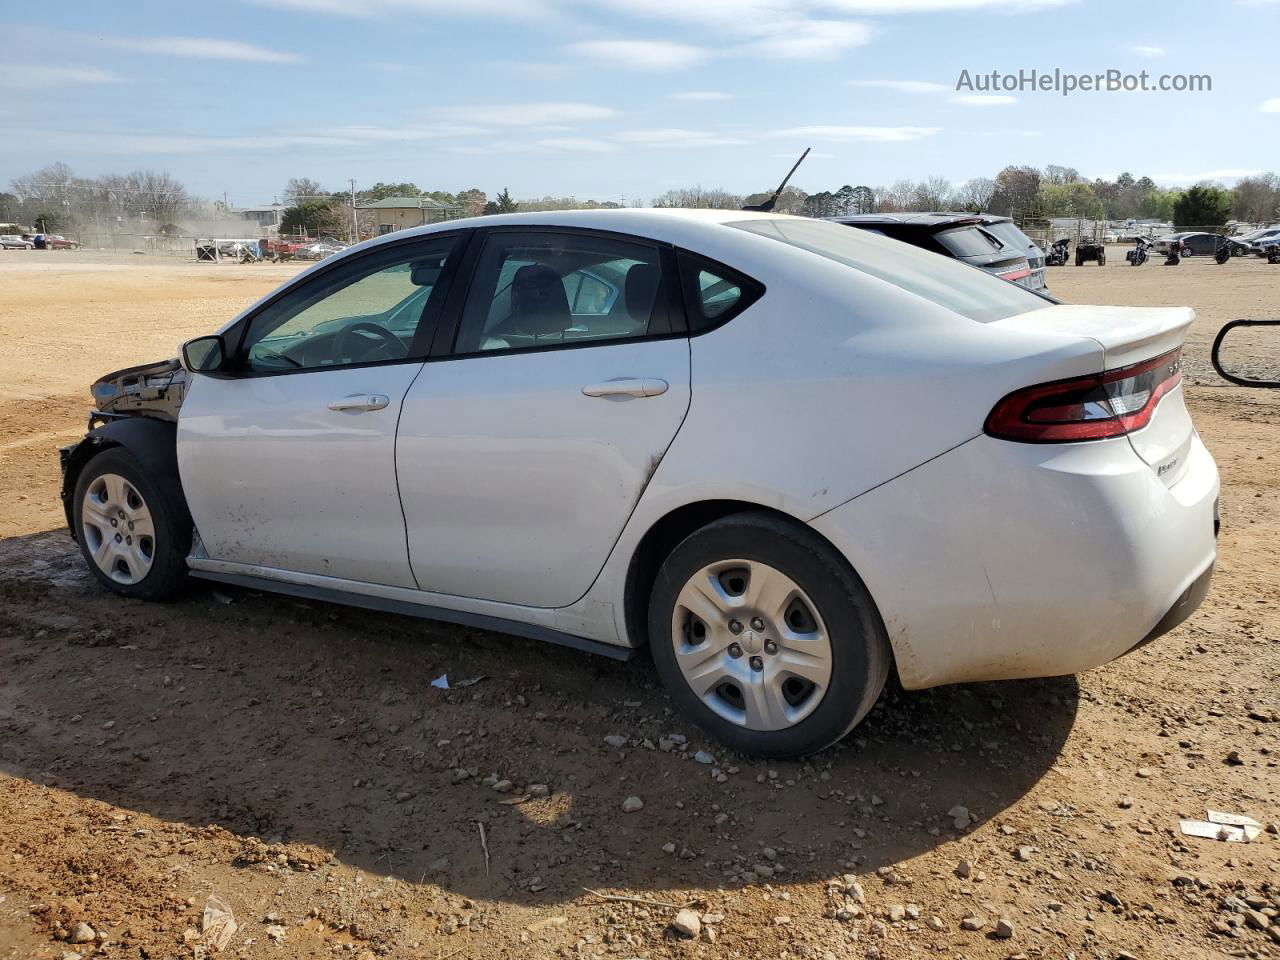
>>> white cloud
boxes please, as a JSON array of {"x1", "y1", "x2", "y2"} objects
[
  {"x1": 1151, "y1": 169, "x2": 1265, "y2": 185},
  {"x1": 951, "y1": 94, "x2": 1016, "y2": 106},
  {"x1": 448, "y1": 137, "x2": 618, "y2": 154},
  {"x1": 250, "y1": 0, "x2": 545, "y2": 16},
  {"x1": 1130, "y1": 44, "x2": 1165, "y2": 57},
  {"x1": 853, "y1": 79, "x2": 1015, "y2": 106},
  {"x1": 771, "y1": 125, "x2": 940, "y2": 141},
  {"x1": 5, "y1": 128, "x2": 363, "y2": 153},
  {"x1": 823, "y1": 0, "x2": 1071, "y2": 10},
  {"x1": 743, "y1": 19, "x2": 874, "y2": 58},
  {"x1": 323, "y1": 124, "x2": 491, "y2": 140},
  {"x1": 670, "y1": 90, "x2": 734, "y2": 101},
  {"x1": 569, "y1": 40, "x2": 709, "y2": 70},
  {"x1": 101, "y1": 35, "x2": 301, "y2": 62},
  {"x1": 853, "y1": 79, "x2": 948, "y2": 93},
  {"x1": 434, "y1": 102, "x2": 619, "y2": 126},
  {"x1": 615, "y1": 128, "x2": 752, "y2": 147},
  {"x1": 0, "y1": 64, "x2": 123, "y2": 88},
  {"x1": 1263, "y1": 98, "x2": 1280, "y2": 112}
]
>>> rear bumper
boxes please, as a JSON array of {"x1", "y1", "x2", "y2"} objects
[{"x1": 811, "y1": 431, "x2": 1219, "y2": 689}]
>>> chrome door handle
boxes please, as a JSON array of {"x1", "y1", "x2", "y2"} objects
[
  {"x1": 582, "y1": 378, "x2": 669, "y2": 399},
  {"x1": 327, "y1": 394, "x2": 390, "y2": 412}
]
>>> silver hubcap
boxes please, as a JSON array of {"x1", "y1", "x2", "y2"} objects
[
  {"x1": 81, "y1": 473, "x2": 155, "y2": 585},
  {"x1": 671, "y1": 559, "x2": 832, "y2": 731}
]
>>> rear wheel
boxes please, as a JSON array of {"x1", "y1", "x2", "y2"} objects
[
  {"x1": 73, "y1": 447, "x2": 191, "y2": 600},
  {"x1": 648, "y1": 512, "x2": 890, "y2": 757},
  {"x1": 1097, "y1": 251, "x2": 1106, "y2": 266}
]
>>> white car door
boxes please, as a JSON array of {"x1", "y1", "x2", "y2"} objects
[
  {"x1": 396, "y1": 228, "x2": 691, "y2": 608},
  {"x1": 177, "y1": 233, "x2": 464, "y2": 587}
]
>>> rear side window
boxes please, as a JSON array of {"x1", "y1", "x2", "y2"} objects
[
  {"x1": 730, "y1": 217, "x2": 1049, "y2": 324},
  {"x1": 986, "y1": 221, "x2": 1037, "y2": 253},
  {"x1": 677, "y1": 250, "x2": 764, "y2": 332}
]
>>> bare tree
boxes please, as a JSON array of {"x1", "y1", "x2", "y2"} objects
[
  {"x1": 284, "y1": 177, "x2": 328, "y2": 203},
  {"x1": 956, "y1": 176, "x2": 996, "y2": 212},
  {"x1": 914, "y1": 176, "x2": 954, "y2": 211},
  {"x1": 882, "y1": 180, "x2": 918, "y2": 212},
  {"x1": 650, "y1": 186, "x2": 744, "y2": 209}
]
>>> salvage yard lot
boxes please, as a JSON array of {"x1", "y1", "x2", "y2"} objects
[{"x1": 1, "y1": 250, "x2": 1277, "y2": 959}]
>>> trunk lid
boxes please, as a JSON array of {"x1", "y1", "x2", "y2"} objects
[{"x1": 996, "y1": 303, "x2": 1195, "y2": 486}]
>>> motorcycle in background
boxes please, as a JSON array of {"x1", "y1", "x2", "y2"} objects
[
  {"x1": 1126, "y1": 236, "x2": 1155, "y2": 266},
  {"x1": 1044, "y1": 238, "x2": 1071, "y2": 266}
]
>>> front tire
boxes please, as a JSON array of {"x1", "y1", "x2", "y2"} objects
[
  {"x1": 73, "y1": 447, "x2": 191, "y2": 600},
  {"x1": 647, "y1": 512, "x2": 891, "y2": 758}
]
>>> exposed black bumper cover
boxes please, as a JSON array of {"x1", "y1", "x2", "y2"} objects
[{"x1": 1125, "y1": 562, "x2": 1215, "y2": 656}]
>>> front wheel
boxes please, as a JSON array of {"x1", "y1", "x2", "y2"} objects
[
  {"x1": 73, "y1": 447, "x2": 192, "y2": 600},
  {"x1": 648, "y1": 512, "x2": 891, "y2": 758}
]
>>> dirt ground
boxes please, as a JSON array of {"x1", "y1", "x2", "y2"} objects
[{"x1": 1, "y1": 248, "x2": 1277, "y2": 960}]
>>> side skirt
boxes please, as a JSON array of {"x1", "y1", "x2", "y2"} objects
[{"x1": 189, "y1": 570, "x2": 634, "y2": 662}]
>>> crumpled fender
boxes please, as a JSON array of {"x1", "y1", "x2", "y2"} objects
[{"x1": 59, "y1": 418, "x2": 183, "y2": 539}]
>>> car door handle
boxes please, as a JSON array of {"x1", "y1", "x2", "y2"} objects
[
  {"x1": 582, "y1": 378, "x2": 669, "y2": 399},
  {"x1": 327, "y1": 394, "x2": 390, "y2": 412}
]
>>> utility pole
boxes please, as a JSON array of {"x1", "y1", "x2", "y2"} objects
[{"x1": 350, "y1": 179, "x2": 358, "y2": 245}]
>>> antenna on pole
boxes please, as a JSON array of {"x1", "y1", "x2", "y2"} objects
[{"x1": 742, "y1": 147, "x2": 810, "y2": 213}]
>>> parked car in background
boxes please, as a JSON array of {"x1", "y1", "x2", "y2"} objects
[
  {"x1": 59, "y1": 209, "x2": 1217, "y2": 757},
  {"x1": 294, "y1": 240, "x2": 347, "y2": 260},
  {"x1": 973, "y1": 214, "x2": 1048, "y2": 292},
  {"x1": 0, "y1": 235, "x2": 35, "y2": 249},
  {"x1": 1154, "y1": 232, "x2": 1231, "y2": 257},
  {"x1": 828, "y1": 213, "x2": 1038, "y2": 291},
  {"x1": 46, "y1": 234, "x2": 81, "y2": 250},
  {"x1": 1242, "y1": 228, "x2": 1280, "y2": 255}
]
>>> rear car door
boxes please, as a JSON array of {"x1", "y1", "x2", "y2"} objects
[
  {"x1": 396, "y1": 228, "x2": 691, "y2": 608},
  {"x1": 177, "y1": 233, "x2": 464, "y2": 587}
]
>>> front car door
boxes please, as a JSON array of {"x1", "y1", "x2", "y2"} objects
[
  {"x1": 396, "y1": 228, "x2": 691, "y2": 608},
  {"x1": 177, "y1": 233, "x2": 464, "y2": 587}
]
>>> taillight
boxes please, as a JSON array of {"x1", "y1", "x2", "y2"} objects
[{"x1": 985, "y1": 348, "x2": 1182, "y2": 443}]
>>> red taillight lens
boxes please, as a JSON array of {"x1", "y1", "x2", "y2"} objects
[{"x1": 985, "y1": 348, "x2": 1182, "y2": 443}]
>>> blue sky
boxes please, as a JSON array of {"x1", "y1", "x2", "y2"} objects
[{"x1": 2, "y1": 0, "x2": 1278, "y2": 206}]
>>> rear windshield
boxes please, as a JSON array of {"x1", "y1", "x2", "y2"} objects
[
  {"x1": 730, "y1": 217, "x2": 1050, "y2": 323},
  {"x1": 935, "y1": 225, "x2": 1002, "y2": 258},
  {"x1": 985, "y1": 221, "x2": 1038, "y2": 253}
]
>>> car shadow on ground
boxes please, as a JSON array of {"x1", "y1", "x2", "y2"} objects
[{"x1": 0, "y1": 529, "x2": 1079, "y2": 906}]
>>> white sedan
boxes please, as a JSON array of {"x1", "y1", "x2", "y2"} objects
[{"x1": 60, "y1": 210, "x2": 1219, "y2": 757}]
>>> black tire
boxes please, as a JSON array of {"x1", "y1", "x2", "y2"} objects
[
  {"x1": 647, "y1": 511, "x2": 891, "y2": 758},
  {"x1": 1075, "y1": 252, "x2": 1084, "y2": 266},
  {"x1": 72, "y1": 447, "x2": 192, "y2": 600},
  {"x1": 1097, "y1": 251, "x2": 1106, "y2": 266}
]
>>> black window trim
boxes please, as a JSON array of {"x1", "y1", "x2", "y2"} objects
[
  {"x1": 212, "y1": 229, "x2": 473, "y2": 380},
  {"x1": 426, "y1": 224, "x2": 692, "y2": 362},
  {"x1": 674, "y1": 247, "x2": 766, "y2": 336}
]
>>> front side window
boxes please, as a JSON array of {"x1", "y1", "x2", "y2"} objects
[
  {"x1": 238, "y1": 236, "x2": 458, "y2": 372},
  {"x1": 453, "y1": 231, "x2": 668, "y2": 354}
]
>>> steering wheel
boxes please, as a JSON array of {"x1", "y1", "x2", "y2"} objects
[{"x1": 335, "y1": 321, "x2": 407, "y2": 363}]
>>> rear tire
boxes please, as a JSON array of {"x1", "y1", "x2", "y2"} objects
[
  {"x1": 73, "y1": 447, "x2": 191, "y2": 600},
  {"x1": 647, "y1": 511, "x2": 891, "y2": 758},
  {"x1": 1097, "y1": 251, "x2": 1106, "y2": 266}
]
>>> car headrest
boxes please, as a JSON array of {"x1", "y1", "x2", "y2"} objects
[
  {"x1": 624, "y1": 263, "x2": 659, "y2": 324},
  {"x1": 510, "y1": 264, "x2": 570, "y2": 336}
]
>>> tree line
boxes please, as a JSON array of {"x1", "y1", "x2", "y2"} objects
[
  {"x1": 6, "y1": 161, "x2": 1277, "y2": 236},
  {"x1": 656, "y1": 165, "x2": 1280, "y2": 228}
]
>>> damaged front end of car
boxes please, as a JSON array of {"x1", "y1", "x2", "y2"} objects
[
  {"x1": 85, "y1": 357, "x2": 188, "y2": 429},
  {"x1": 59, "y1": 358, "x2": 189, "y2": 540}
]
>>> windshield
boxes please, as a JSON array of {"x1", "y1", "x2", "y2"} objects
[{"x1": 730, "y1": 217, "x2": 1050, "y2": 324}]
